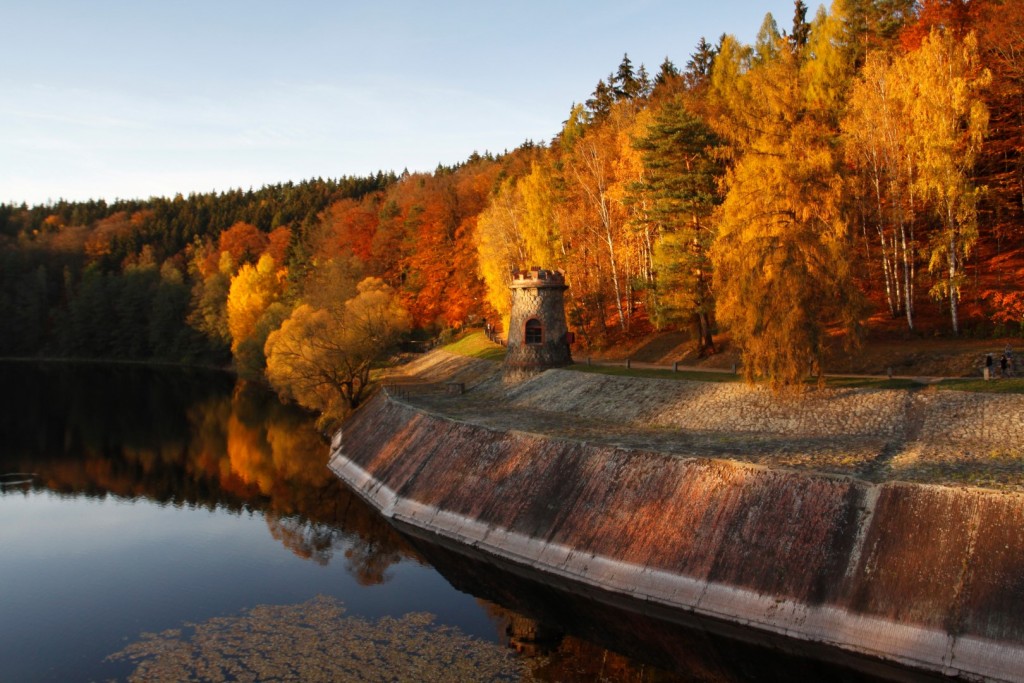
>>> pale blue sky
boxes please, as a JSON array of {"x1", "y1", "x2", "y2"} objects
[{"x1": 1, "y1": 0, "x2": 797, "y2": 205}]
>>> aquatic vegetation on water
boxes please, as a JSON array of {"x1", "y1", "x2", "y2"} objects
[{"x1": 106, "y1": 595, "x2": 533, "y2": 682}]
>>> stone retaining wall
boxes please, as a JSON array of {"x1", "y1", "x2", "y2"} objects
[
  {"x1": 392, "y1": 351, "x2": 1024, "y2": 449},
  {"x1": 502, "y1": 371, "x2": 912, "y2": 438}
]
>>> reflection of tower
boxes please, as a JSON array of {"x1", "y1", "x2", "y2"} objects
[
  {"x1": 504, "y1": 614, "x2": 564, "y2": 656},
  {"x1": 503, "y1": 266, "x2": 571, "y2": 382}
]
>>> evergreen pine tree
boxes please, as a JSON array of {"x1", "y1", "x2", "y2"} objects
[
  {"x1": 684, "y1": 37, "x2": 719, "y2": 91},
  {"x1": 791, "y1": 0, "x2": 811, "y2": 51},
  {"x1": 631, "y1": 98, "x2": 724, "y2": 352}
]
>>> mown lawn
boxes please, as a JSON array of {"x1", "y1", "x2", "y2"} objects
[
  {"x1": 935, "y1": 377, "x2": 1024, "y2": 394},
  {"x1": 442, "y1": 331, "x2": 506, "y2": 361}
]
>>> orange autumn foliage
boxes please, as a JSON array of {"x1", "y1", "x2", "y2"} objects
[
  {"x1": 900, "y1": 0, "x2": 979, "y2": 50},
  {"x1": 316, "y1": 198, "x2": 380, "y2": 264},
  {"x1": 217, "y1": 221, "x2": 268, "y2": 266},
  {"x1": 265, "y1": 226, "x2": 292, "y2": 265}
]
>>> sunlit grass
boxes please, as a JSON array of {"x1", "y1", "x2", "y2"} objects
[
  {"x1": 442, "y1": 331, "x2": 506, "y2": 361},
  {"x1": 935, "y1": 377, "x2": 1024, "y2": 393}
]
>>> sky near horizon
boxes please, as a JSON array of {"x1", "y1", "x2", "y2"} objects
[{"x1": 1, "y1": 0, "x2": 796, "y2": 206}]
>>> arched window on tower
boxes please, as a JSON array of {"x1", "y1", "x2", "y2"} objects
[{"x1": 525, "y1": 318, "x2": 543, "y2": 345}]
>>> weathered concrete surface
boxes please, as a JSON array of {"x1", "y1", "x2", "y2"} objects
[
  {"x1": 403, "y1": 523, "x2": 950, "y2": 683},
  {"x1": 331, "y1": 386, "x2": 1024, "y2": 681}
]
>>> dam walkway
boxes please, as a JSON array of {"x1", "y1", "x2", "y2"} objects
[{"x1": 384, "y1": 350, "x2": 1024, "y2": 493}]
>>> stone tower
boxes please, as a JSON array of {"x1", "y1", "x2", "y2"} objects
[{"x1": 503, "y1": 266, "x2": 571, "y2": 381}]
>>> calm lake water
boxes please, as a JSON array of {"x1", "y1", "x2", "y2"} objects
[{"x1": 0, "y1": 362, "x2": 937, "y2": 682}]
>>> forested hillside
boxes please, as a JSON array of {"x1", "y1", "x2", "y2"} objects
[{"x1": 2, "y1": 0, "x2": 1022, "y2": 410}]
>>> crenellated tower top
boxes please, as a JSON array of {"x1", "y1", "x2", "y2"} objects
[{"x1": 510, "y1": 266, "x2": 567, "y2": 288}]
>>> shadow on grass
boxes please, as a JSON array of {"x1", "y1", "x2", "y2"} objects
[
  {"x1": 568, "y1": 363, "x2": 932, "y2": 390},
  {"x1": 935, "y1": 378, "x2": 1024, "y2": 394},
  {"x1": 819, "y1": 377, "x2": 925, "y2": 390},
  {"x1": 566, "y1": 363, "x2": 741, "y2": 383},
  {"x1": 893, "y1": 458, "x2": 1024, "y2": 491}
]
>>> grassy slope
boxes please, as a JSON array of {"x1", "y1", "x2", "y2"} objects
[
  {"x1": 440, "y1": 332, "x2": 507, "y2": 362},
  {"x1": 441, "y1": 331, "x2": 1024, "y2": 393}
]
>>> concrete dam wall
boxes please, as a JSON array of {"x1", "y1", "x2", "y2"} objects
[{"x1": 330, "y1": 373, "x2": 1024, "y2": 681}]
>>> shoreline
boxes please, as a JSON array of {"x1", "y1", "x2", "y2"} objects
[{"x1": 0, "y1": 355, "x2": 234, "y2": 374}]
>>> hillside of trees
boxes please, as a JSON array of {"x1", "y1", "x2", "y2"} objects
[{"x1": 2, "y1": 0, "x2": 1022, "y2": 407}]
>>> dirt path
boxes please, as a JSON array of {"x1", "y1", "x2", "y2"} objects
[{"x1": 588, "y1": 331, "x2": 1023, "y2": 379}]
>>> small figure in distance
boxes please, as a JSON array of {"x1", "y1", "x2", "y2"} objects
[
  {"x1": 986, "y1": 353, "x2": 993, "y2": 380},
  {"x1": 1000, "y1": 353, "x2": 1009, "y2": 378}
]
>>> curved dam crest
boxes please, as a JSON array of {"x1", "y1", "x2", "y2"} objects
[{"x1": 330, "y1": 354, "x2": 1024, "y2": 681}]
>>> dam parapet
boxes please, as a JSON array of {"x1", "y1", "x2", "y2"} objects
[{"x1": 330, "y1": 351, "x2": 1024, "y2": 681}]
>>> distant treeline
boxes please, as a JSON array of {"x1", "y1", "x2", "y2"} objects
[{"x1": 0, "y1": 175, "x2": 395, "y2": 361}]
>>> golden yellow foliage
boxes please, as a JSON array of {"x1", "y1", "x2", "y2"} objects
[
  {"x1": 264, "y1": 277, "x2": 411, "y2": 426},
  {"x1": 906, "y1": 30, "x2": 990, "y2": 334},
  {"x1": 475, "y1": 178, "x2": 526, "y2": 331},
  {"x1": 842, "y1": 28, "x2": 990, "y2": 334},
  {"x1": 518, "y1": 162, "x2": 562, "y2": 269},
  {"x1": 226, "y1": 254, "x2": 285, "y2": 354},
  {"x1": 711, "y1": 23, "x2": 861, "y2": 389}
]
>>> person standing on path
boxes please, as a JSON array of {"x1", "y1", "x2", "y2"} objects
[
  {"x1": 1001, "y1": 354, "x2": 1009, "y2": 378},
  {"x1": 986, "y1": 353, "x2": 993, "y2": 377}
]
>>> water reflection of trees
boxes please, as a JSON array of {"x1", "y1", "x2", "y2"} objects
[
  {"x1": 266, "y1": 514, "x2": 341, "y2": 566},
  {"x1": 0, "y1": 362, "x2": 415, "y2": 583}
]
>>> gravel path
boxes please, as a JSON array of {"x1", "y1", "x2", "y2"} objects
[{"x1": 387, "y1": 352, "x2": 1024, "y2": 492}]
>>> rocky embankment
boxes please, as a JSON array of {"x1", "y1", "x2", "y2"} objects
[{"x1": 330, "y1": 351, "x2": 1024, "y2": 681}]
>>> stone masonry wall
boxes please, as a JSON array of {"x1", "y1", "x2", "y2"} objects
[
  {"x1": 501, "y1": 370, "x2": 911, "y2": 438},
  {"x1": 331, "y1": 381, "x2": 1024, "y2": 681},
  {"x1": 505, "y1": 278, "x2": 571, "y2": 373}
]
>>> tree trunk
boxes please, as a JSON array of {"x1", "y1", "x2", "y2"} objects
[
  {"x1": 696, "y1": 311, "x2": 715, "y2": 355},
  {"x1": 948, "y1": 224, "x2": 959, "y2": 335},
  {"x1": 899, "y1": 219, "x2": 914, "y2": 331}
]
